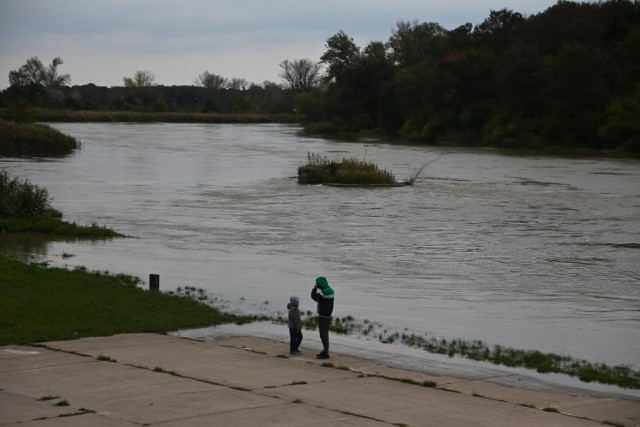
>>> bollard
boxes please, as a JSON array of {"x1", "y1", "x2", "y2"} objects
[{"x1": 149, "y1": 274, "x2": 160, "y2": 291}]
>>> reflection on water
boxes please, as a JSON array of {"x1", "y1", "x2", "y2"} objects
[
  {"x1": 0, "y1": 233, "x2": 119, "y2": 259},
  {"x1": 1, "y1": 123, "x2": 639, "y2": 372},
  {"x1": 0, "y1": 233, "x2": 53, "y2": 257}
]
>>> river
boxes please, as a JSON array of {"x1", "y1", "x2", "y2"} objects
[{"x1": 2, "y1": 123, "x2": 639, "y2": 391}]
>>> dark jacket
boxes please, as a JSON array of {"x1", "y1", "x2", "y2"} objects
[
  {"x1": 287, "y1": 301, "x2": 302, "y2": 330},
  {"x1": 311, "y1": 277, "x2": 334, "y2": 318}
]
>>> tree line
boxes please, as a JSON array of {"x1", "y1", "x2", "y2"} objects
[
  {"x1": 313, "y1": 0, "x2": 640, "y2": 153},
  {"x1": 2, "y1": 61, "x2": 295, "y2": 115},
  {"x1": 2, "y1": 0, "x2": 639, "y2": 153}
]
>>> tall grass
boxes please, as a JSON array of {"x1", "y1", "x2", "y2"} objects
[
  {"x1": 0, "y1": 119, "x2": 80, "y2": 157},
  {"x1": 28, "y1": 109, "x2": 297, "y2": 124},
  {"x1": 298, "y1": 152, "x2": 397, "y2": 185}
]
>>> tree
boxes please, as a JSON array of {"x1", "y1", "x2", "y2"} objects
[
  {"x1": 228, "y1": 77, "x2": 248, "y2": 91},
  {"x1": 123, "y1": 70, "x2": 156, "y2": 88},
  {"x1": 279, "y1": 59, "x2": 322, "y2": 93},
  {"x1": 320, "y1": 31, "x2": 359, "y2": 83},
  {"x1": 122, "y1": 70, "x2": 158, "y2": 109},
  {"x1": 9, "y1": 57, "x2": 70, "y2": 87},
  {"x1": 387, "y1": 21, "x2": 449, "y2": 68},
  {"x1": 473, "y1": 8, "x2": 525, "y2": 52},
  {"x1": 195, "y1": 71, "x2": 227, "y2": 89}
]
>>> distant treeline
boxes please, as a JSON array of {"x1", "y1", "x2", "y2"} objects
[
  {"x1": 315, "y1": 0, "x2": 640, "y2": 153},
  {"x1": 1, "y1": 1, "x2": 639, "y2": 154},
  {"x1": 1, "y1": 81, "x2": 294, "y2": 116}
]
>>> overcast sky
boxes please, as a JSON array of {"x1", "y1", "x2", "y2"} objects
[{"x1": 0, "y1": 0, "x2": 560, "y2": 89}]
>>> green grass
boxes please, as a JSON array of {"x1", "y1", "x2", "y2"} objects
[
  {"x1": 0, "y1": 256, "x2": 246, "y2": 345},
  {"x1": 0, "y1": 170, "x2": 123, "y2": 237},
  {"x1": 0, "y1": 218, "x2": 125, "y2": 237},
  {"x1": 0, "y1": 119, "x2": 80, "y2": 157},
  {"x1": 275, "y1": 311, "x2": 640, "y2": 389},
  {"x1": 398, "y1": 332, "x2": 640, "y2": 389},
  {"x1": 297, "y1": 152, "x2": 398, "y2": 185}
]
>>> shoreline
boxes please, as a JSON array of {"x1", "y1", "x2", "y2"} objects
[{"x1": 173, "y1": 321, "x2": 640, "y2": 401}]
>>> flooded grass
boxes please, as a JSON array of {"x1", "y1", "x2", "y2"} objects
[
  {"x1": 0, "y1": 170, "x2": 123, "y2": 237},
  {"x1": 0, "y1": 218, "x2": 125, "y2": 237},
  {"x1": 399, "y1": 331, "x2": 640, "y2": 389},
  {"x1": 271, "y1": 311, "x2": 640, "y2": 389}
]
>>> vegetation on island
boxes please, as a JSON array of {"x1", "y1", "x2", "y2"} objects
[
  {"x1": 1, "y1": 1, "x2": 638, "y2": 155},
  {"x1": 0, "y1": 119, "x2": 80, "y2": 157},
  {"x1": 0, "y1": 170, "x2": 122, "y2": 237},
  {"x1": 297, "y1": 152, "x2": 399, "y2": 185}
]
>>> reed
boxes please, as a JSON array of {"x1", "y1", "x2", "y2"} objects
[
  {"x1": 0, "y1": 119, "x2": 80, "y2": 157},
  {"x1": 27, "y1": 109, "x2": 297, "y2": 124},
  {"x1": 297, "y1": 152, "x2": 397, "y2": 185}
]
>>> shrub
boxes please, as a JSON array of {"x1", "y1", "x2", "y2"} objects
[
  {"x1": 0, "y1": 119, "x2": 80, "y2": 157},
  {"x1": 297, "y1": 152, "x2": 396, "y2": 185},
  {"x1": 0, "y1": 171, "x2": 61, "y2": 219}
]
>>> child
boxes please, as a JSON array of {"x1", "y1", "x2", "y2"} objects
[{"x1": 288, "y1": 295, "x2": 303, "y2": 355}]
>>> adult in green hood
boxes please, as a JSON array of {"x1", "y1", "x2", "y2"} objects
[{"x1": 311, "y1": 276, "x2": 335, "y2": 359}]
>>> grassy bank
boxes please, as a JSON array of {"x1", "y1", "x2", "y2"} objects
[
  {"x1": 0, "y1": 119, "x2": 80, "y2": 157},
  {"x1": 0, "y1": 256, "x2": 248, "y2": 345},
  {"x1": 24, "y1": 109, "x2": 298, "y2": 124},
  {"x1": 0, "y1": 218, "x2": 125, "y2": 237},
  {"x1": 0, "y1": 170, "x2": 123, "y2": 237}
]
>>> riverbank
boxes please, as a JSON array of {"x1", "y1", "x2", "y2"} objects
[
  {"x1": 11, "y1": 108, "x2": 297, "y2": 124},
  {"x1": 0, "y1": 257, "x2": 248, "y2": 345},
  {"x1": 2, "y1": 333, "x2": 638, "y2": 426}
]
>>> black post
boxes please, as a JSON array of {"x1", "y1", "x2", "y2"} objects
[{"x1": 149, "y1": 274, "x2": 160, "y2": 291}]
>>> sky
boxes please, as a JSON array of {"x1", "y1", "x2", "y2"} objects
[{"x1": 0, "y1": 0, "x2": 561, "y2": 90}]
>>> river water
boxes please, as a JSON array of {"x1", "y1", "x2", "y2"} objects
[{"x1": 2, "y1": 123, "x2": 639, "y2": 382}]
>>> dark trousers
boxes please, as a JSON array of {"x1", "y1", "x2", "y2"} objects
[
  {"x1": 289, "y1": 328, "x2": 303, "y2": 353},
  {"x1": 318, "y1": 316, "x2": 332, "y2": 354}
]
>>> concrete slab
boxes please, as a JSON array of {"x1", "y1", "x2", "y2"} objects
[
  {"x1": 0, "y1": 345, "x2": 93, "y2": 374},
  {"x1": 0, "y1": 391, "x2": 71, "y2": 424},
  {"x1": 45, "y1": 335, "x2": 362, "y2": 390},
  {"x1": 14, "y1": 413, "x2": 139, "y2": 426},
  {"x1": 267, "y1": 376, "x2": 601, "y2": 427},
  {"x1": 161, "y1": 402, "x2": 389, "y2": 426},
  {"x1": 2, "y1": 334, "x2": 638, "y2": 427}
]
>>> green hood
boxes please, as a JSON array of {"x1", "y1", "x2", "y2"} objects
[{"x1": 315, "y1": 276, "x2": 334, "y2": 295}]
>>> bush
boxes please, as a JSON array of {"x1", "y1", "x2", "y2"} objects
[
  {"x1": 297, "y1": 152, "x2": 396, "y2": 185},
  {"x1": 0, "y1": 171, "x2": 61, "y2": 219},
  {"x1": 0, "y1": 119, "x2": 80, "y2": 157}
]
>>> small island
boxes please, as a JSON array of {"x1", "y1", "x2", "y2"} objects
[{"x1": 297, "y1": 152, "x2": 411, "y2": 187}]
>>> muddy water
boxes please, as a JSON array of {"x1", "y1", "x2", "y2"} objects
[{"x1": 2, "y1": 123, "x2": 639, "y2": 371}]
